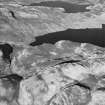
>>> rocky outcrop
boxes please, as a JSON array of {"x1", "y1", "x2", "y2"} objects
[{"x1": 10, "y1": 40, "x2": 105, "y2": 105}]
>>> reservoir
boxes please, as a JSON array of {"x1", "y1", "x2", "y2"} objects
[
  {"x1": 30, "y1": 1, "x2": 90, "y2": 13},
  {"x1": 30, "y1": 28, "x2": 105, "y2": 47}
]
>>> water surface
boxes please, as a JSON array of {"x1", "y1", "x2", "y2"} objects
[
  {"x1": 30, "y1": 1, "x2": 90, "y2": 13},
  {"x1": 30, "y1": 28, "x2": 105, "y2": 47}
]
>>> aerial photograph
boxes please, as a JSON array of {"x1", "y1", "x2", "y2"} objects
[{"x1": 0, "y1": 0, "x2": 105, "y2": 105}]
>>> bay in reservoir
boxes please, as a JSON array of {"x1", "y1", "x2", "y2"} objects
[{"x1": 30, "y1": 1, "x2": 90, "y2": 13}]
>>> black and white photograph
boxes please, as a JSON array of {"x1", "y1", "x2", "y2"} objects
[{"x1": 0, "y1": 0, "x2": 105, "y2": 105}]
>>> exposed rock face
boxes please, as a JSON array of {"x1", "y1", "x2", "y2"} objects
[{"x1": 5, "y1": 40, "x2": 105, "y2": 105}]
